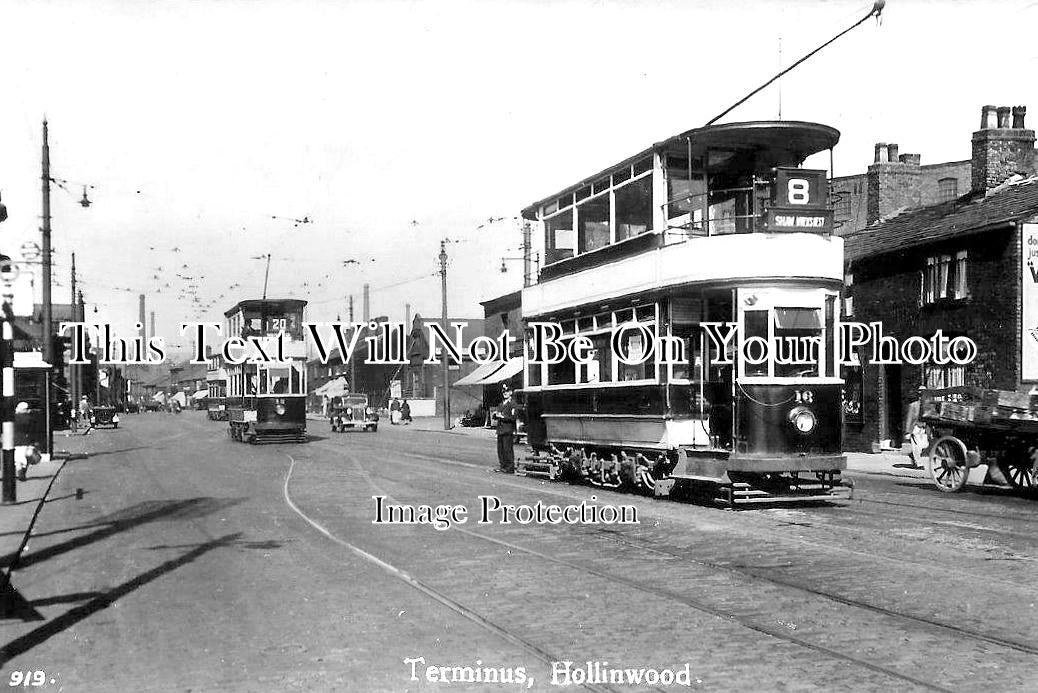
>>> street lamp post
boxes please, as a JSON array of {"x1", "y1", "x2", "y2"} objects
[{"x1": 439, "y1": 240, "x2": 450, "y2": 430}]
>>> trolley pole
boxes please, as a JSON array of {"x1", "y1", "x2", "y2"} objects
[{"x1": 439, "y1": 240, "x2": 450, "y2": 430}]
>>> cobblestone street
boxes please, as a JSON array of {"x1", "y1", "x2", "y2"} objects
[{"x1": 2, "y1": 414, "x2": 1037, "y2": 691}]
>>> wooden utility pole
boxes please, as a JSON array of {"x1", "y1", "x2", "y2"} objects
[
  {"x1": 439, "y1": 240, "x2": 450, "y2": 430},
  {"x1": 41, "y1": 120, "x2": 53, "y2": 455},
  {"x1": 41, "y1": 120, "x2": 53, "y2": 364}
]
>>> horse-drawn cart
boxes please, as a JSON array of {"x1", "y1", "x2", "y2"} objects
[{"x1": 920, "y1": 386, "x2": 1038, "y2": 494}]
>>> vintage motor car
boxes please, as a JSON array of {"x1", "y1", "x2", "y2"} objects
[
  {"x1": 90, "y1": 405, "x2": 120, "y2": 429},
  {"x1": 329, "y1": 395, "x2": 379, "y2": 433}
]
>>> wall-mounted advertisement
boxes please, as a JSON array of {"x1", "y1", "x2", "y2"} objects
[{"x1": 1023, "y1": 224, "x2": 1038, "y2": 380}]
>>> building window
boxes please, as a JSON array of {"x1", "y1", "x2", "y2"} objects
[
  {"x1": 921, "y1": 251, "x2": 968, "y2": 305},
  {"x1": 938, "y1": 177, "x2": 958, "y2": 203}
]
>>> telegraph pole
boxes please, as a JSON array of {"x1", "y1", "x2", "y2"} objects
[
  {"x1": 439, "y1": 240, "x2": 450, "y2": 430},
  {"x1": 42, "y1": 120, "x2": 53, "y2": 365},
  {"x1": 41, "y1": 120, "x2": 54, "y2": 456}
]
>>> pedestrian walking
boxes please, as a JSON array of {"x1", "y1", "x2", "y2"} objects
[
  {"x1": 493, "y1": 386, "x2": 521, "y2": 473},
  {"x1": 400, "y1": 399, "x2": 411, "y2": 424},
  {"x1": 390, "y1": 398, "x2": 402, "y2": 425},
  {"x1": 903, "y1": 396, "x2": 929, "y2": 469}
]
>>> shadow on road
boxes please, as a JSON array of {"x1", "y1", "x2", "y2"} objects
[
  {"x1": 0, "y1": 497, "x2": 244, "y2": 571},
  {"x1": 0, "y1": 533, "x2": 241, "y2": 664}
]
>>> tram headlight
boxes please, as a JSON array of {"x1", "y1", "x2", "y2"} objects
[
  {"x1": 789, "y1": 406, "x2": 816, "y2": 434},
  {"x1": 274, "y1": 399, "x2": 286, "y2": 416}
]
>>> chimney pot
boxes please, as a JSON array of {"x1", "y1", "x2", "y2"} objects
[
  {"x1": 981, "y1": 105, "x2": 997, "y2": 129},
  {"x1": 874, "y1": 142, "x2": 888, "y2": 163},
  {"x1": 1013, "y1": 105, "x2": 1027, "y2": 129},
  {"x1": 997, "y1": 106, "x2": 1012, "y2": 128},
  {"x1": 886, "y1": 143, "x2": 899, "y2": 161}
]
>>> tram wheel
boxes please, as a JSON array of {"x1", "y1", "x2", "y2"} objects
[
  {"x1": 928, "y1": 436, "x2": 969, "y2": 493},
  {"x1": 1003, "y1": 445, "x2": 1038, "y2": 494}
]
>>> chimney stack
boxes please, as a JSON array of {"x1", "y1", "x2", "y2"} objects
[
  {"x1": 971, "y1": 103, "x2": 1035, "y2": 192},
  {"x1": 866, "y1": 142, "x2": 922, "y2": 225}
]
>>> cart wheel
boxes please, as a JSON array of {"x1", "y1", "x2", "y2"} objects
[
  {"x1": 928, "y1": 436, "x2": 970, "y2": 492},
  {"x1": 1003, "y1": 445, "x2": 1038, "y2": 493}
]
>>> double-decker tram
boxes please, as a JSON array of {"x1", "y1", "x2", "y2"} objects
[
  {"x1": 224, "y1": 298, "x2": 309, "y2": 444},
  {"x1": 518, "y1": 120, "x2": 852, "y2": 506}
]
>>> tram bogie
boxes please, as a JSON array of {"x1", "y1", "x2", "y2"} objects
[{"x1": 515, "y1": 119, "x2": 853, "y2": 507}]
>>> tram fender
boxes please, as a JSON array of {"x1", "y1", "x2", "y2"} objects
[{"x1": 670, "y1": 452, "x2": 733, "y2": 484}]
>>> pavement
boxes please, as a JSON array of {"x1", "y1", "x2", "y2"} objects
[{"x1": 0, "y1": 431, "x2": 92, "y2": 617}]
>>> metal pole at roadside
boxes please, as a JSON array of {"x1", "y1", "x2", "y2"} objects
[{"x1": 1, "y1": 268, "x2": 16, "y2": 504}]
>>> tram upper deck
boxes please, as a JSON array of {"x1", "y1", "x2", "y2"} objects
[{"x1": 521, "y1": 121, "x2": 842, "y2": 317}]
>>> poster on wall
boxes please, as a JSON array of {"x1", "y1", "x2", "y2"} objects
[{"x1": 1023, "y1": 224, "x2": 1038, "y2": 380}]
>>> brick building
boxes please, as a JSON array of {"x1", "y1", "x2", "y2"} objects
[{"x1": 843, "y1": 104, "x2": 1038, "y2": 451}]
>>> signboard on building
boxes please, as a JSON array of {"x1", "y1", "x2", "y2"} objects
[
  {"x1": 390, "y1": 380, "x2": 401, "y2": 399},
  {"x1": 1022, "y1": 224, "x2": 1038, "y2": 380}
]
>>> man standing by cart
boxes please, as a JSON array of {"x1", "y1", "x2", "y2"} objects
[{"x1": 493, "y1": 385, "x2": 521, "y2": 473}]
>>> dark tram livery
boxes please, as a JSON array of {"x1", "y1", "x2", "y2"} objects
[
  {"x1": 224, "y1": 299, "x2": 308, "y2": 444},
  {"x1": 518, "y1": 120, "x2": 851, "y2": 505}
]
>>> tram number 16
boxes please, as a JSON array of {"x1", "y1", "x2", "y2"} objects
[
  {"x1": 787, "y1": 179, "x2": 811, "y2": 205},
  {"x1": 794, "y1": 390, "x2": 814, "y2": 403}
]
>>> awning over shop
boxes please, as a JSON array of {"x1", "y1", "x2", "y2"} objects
[
  {"x1": 314, "y1": 376, "x2": 349, "y2": 397},
  {"x1": 454, "y1": 360, "x2": 507, "y2": 387},
  {"x1": 192, "y1": 389, "x2": 209, "y2": 400},
  {"x1": 479, "y1": 357, "x2": 524, "y2": 385},
  {"x1": 455, "y1": 357, "x2": 524, "y2": 387},
  {"x1": 14, "y1": 352, "x2": 52, "y2": 370}
]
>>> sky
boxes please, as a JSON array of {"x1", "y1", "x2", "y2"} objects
[{"x1": 0, "y1": 0, "x2": 1036, "y2": 356}]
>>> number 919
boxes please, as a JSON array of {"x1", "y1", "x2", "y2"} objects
[{"x1": 9, "y1": 671, "x2": 47, "y2": 686}]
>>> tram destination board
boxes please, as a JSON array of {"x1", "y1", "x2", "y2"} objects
[{"x1": 763, "y1": 207, "x2": 834, "y2": 233}]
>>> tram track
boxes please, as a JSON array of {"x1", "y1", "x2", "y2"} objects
[
  {"x1": 281, "y1": 451, "x2": 627, "y2": 693},
  {"x1": 336, "y1": 439, "x2": 1038, "y2": 591},
  {"x1": 354, "y1": 444, "x2": 1038, "y2": 661},
  {"x1": 296, "y1": 441, "x2": 1028, "y2": 692}
]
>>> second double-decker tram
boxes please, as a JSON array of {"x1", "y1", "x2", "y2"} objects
[{"x1": 224, "y1": 298, "x2": 309, "y2": 444}]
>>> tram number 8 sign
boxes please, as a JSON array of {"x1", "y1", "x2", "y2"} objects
[
  {"x1": 772, "y1": 168, "x2": 828, "y2": 209},
  {"x1": 765, "y1": 167, "x2": 833, "y2": 234}
]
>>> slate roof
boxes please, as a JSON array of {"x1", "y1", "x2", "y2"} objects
[{"x1": 845, "y1": 175, "x2": 1038, "y2": 263}]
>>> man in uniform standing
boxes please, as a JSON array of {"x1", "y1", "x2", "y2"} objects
[{"x1": 494, "y1": 385, "x2": 520, "y2": 473}]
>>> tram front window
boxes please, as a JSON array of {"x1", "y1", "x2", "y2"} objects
[{"x1": 773, "y1": 308, "x2": 822, "y2": 378}]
